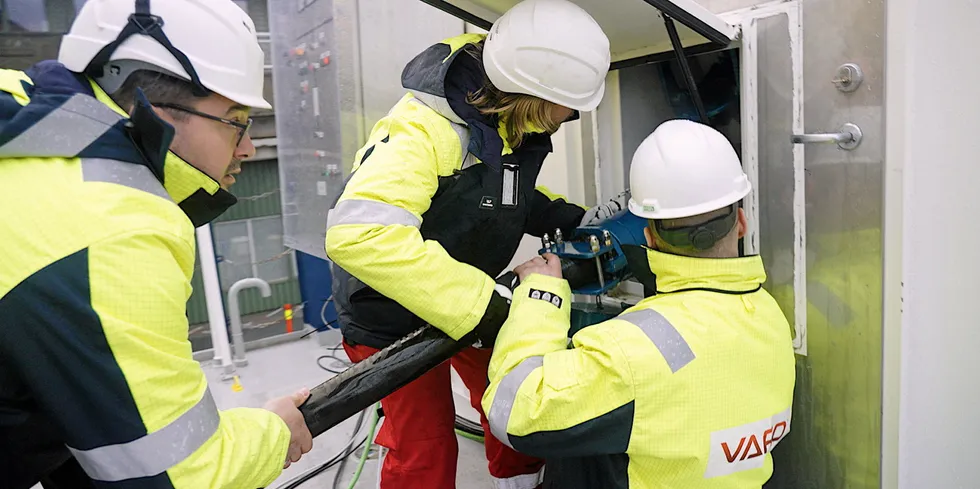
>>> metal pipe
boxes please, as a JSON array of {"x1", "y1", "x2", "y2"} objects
[
  {"x1": 663, "y1": 14, "x2": 709, "y2": 124},
  {"x1": 228, "y1": 278, "x2": 272, "y2": 367},
  {"x1": 196, "y1": 225, "x2": 235, "y2": 379}
]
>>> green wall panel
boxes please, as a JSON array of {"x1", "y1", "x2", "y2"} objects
[
  {"x1": 217, "y1": 159, "x2": 282, "y2": 222},
  {"x1": 186, "y1": 159, "x2": 301, "y2": 328}
]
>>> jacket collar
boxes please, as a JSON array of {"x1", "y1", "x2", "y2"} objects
[
  {"x1": 623, "y1": 245, "x2": 767, "y2": 295},
  {"x1": 0, "y1": 61, "x2": 236, "y2": 226},
  {"x1": 88, "y1": 80, "x2": 234, "y2": 215}
]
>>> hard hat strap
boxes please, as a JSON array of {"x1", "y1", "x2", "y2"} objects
[
  {"x1": 84, "y1": 0, "x2": 210, "y2": 97},
  {"x1": 654, "y1": 204, "x2": 738, "y2": 251}
]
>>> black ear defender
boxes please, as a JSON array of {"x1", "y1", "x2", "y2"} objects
[{"x1": 654, "y1": 204, "x2": 738, "y2": 251}]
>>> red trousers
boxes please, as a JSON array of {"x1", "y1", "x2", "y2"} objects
[{"x1": 344, "y1": 341, "x2": 545, "y2": 489}]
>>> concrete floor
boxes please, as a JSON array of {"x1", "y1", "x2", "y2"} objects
[{"x1": 202, "y1": 328, "x2": 494, "y2": 489}]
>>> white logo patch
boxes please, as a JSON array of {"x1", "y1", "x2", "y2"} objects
[
  {"x1": 528, "y1": 289, "x2": 562, "y2": 308},
  {"x1": 704, "y1": 407, "x2": 791, "y2": 479}
]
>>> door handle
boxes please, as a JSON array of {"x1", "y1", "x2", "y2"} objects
[{"x1": 791, "y1": 123, "x2": 863, "y2": 150}]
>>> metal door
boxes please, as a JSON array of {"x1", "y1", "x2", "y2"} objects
[{"x1": 758, "y1": 0, "x2": 885, "y2": 487}]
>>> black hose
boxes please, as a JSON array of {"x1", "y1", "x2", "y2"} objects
[
  {"x1": 454, "y1": 414, "x2": 484, "y2": 437},
  {"x1": 300, "y1": 324, "x2": 470, "y2": 437},
  {"x1": 561, "y1": 255, "x2": 600, "y2": 289},
  {"x1": 299, "y1": 258, "x2": 600, "y2": 438}
]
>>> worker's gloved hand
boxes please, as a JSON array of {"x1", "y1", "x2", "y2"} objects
[
  {"x1": 472, "y1": 272, "x2": 520, "y2": 349},
  {"x1": 264, "y1": 388, "x2": 314, "y2": 469},
  {"x1": 580, "y1": 189, "x2": 631, "y2": 226}
]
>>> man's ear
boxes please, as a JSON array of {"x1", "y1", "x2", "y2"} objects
[
  {"x1": 736, "y1": 208, "x2": 748, "y2": 239},
  {"x1": 644, "y1": 224, "x2": 658, "y2": 249},
  {"x1": 149, "y1": 106, "x2": 176, "y2": 125}
]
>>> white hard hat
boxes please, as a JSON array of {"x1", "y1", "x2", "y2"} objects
[
  {"x1": 483, "y1": 0, "x2": 611, "y2": 112},
  {"x1": 59, "y1": 0, "x2": 271, "y2": 109},
  {"x1": 628, "y1": 119, "x2": 751, "y2": 220}
]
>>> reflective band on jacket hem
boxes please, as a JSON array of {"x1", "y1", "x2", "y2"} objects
[
  {"x1": 327, "y1": 199, "x2": 421, "y2": 230},
  {"x1": 487, "y1": 356, "x2": 544, "y2": 449},
  {"x1": 81, "y1": 158, "x2": 170, "y2": 201},
  {"x1": 492, "y1": 467, "x2": 546, "y2": 489},
  {"x1": 618, "y1": 309, "x2": 695, "y2": 372},
  {"x1": 0, "y1": 94, "x2": 120, "y2": 158},
  {"x1": 68, "y1": 389, "x2": 220, "y2": 482}
]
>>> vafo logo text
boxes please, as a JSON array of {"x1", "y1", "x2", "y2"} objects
[{"x1": 704, "y1": 408, "x2": 791, "y2": 479}]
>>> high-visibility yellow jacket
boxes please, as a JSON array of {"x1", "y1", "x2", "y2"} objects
[
  {"x1": 483, "y1": 247, "x2": 797, "y2": 488},
  {"x1": 0, "y1": 62, "x2": 290, "y2": 489},
  {"x1": 325, "y1": 34, "x2": 586, "y2": 349}
]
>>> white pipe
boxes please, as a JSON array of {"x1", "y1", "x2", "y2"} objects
[
  {"x1": 228, "y1": 277, "x2": 272, "y2": 367},
  {"x1": 196, "y1": 225, "x2": 235, "y2": 379}
]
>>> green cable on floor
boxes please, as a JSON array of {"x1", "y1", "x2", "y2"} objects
[
  {"x1": 345, "y1": 409, "x2": 485, "y2": 488},
  {"x1": 348, "y1": 404, "x2": 381, "y2": 489},
  {"x1": 455, "y1": 428, "x2": 485, "y2": 443}
]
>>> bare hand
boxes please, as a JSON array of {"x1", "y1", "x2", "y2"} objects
[
  {"x1": 264, "y1": 387, "x2": 313, "y2": 469},
  {"x1": 514, "y1": 253, "x2": 563, "y2": 282}
]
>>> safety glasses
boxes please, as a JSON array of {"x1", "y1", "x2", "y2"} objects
[{"x1": 153, "y1": 102, "x2": 252, "y2": 147}]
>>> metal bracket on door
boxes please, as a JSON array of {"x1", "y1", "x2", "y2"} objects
[{"x1": 791, "y1": 123, "x2": 863, "y2": 150}]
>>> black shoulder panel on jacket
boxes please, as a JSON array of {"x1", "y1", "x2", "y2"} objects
[
  {"x1": 510, "y1": 400, "x2": 635, "y2": 458},
  {"x1": 0, "y1": 248, "x2": 176, "y2": 489},
  {"x1": 543, "y1": 453, "x2": 630, "y2": 489}
]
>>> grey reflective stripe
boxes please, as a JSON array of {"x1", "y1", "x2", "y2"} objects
[
  {"x1": 488, "y1": 356, "x2": 544, "y2": 449},
  {"x1": 447, "y1": 121, "x2": 476, "y2": 169},
  {"x1": 327, "y1": 199, "x2": 421, "y2": 230},
  {"x1": 618, "y1": 309, "x2": 695, "y2": 373},
  {"x1": 408, "y1": 92, "x2": 466, "y2": 125},
  {"x1": 69, "y1": 389, "x2": 220, "y2": 482},
  {"x1": 492, "y1": 467, "x2": 546, "y2": 489},
  {"x1": 82, "y1": 158, "x2": 170, "y2": 201},
  {"x1": 0, "y1": 94, "x2": 122, "y2": 157}
]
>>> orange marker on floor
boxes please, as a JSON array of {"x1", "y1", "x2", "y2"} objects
[{"x1": 284, "y1": 303, "x2": 294, "y2": 333}]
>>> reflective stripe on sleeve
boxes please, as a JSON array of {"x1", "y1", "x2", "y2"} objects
[
  {"x1": 487, "y1": 355, "x2": 544, "y2": 449},
  {"x1": 327, "y1": 199, "x2": 422, "y2": 230},
  {"x1": 68, "y1": 389, "x2": 220, "y2": 482},
  {"x1": 492, "y1": 467, "x2": 546, "y2": 489}
]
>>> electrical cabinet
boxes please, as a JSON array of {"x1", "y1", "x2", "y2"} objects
[{"x1": 268, "y1": 0, "x2": 462, "y2": 259}]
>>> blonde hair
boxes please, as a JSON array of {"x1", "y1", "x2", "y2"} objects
[{"x1": 463, "y1": 42, "x2": 561, "y2": 149}]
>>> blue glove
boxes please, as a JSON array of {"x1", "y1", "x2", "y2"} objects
[{"x1": 580, "y1": 190, "x2": 631, "y2": 226}]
